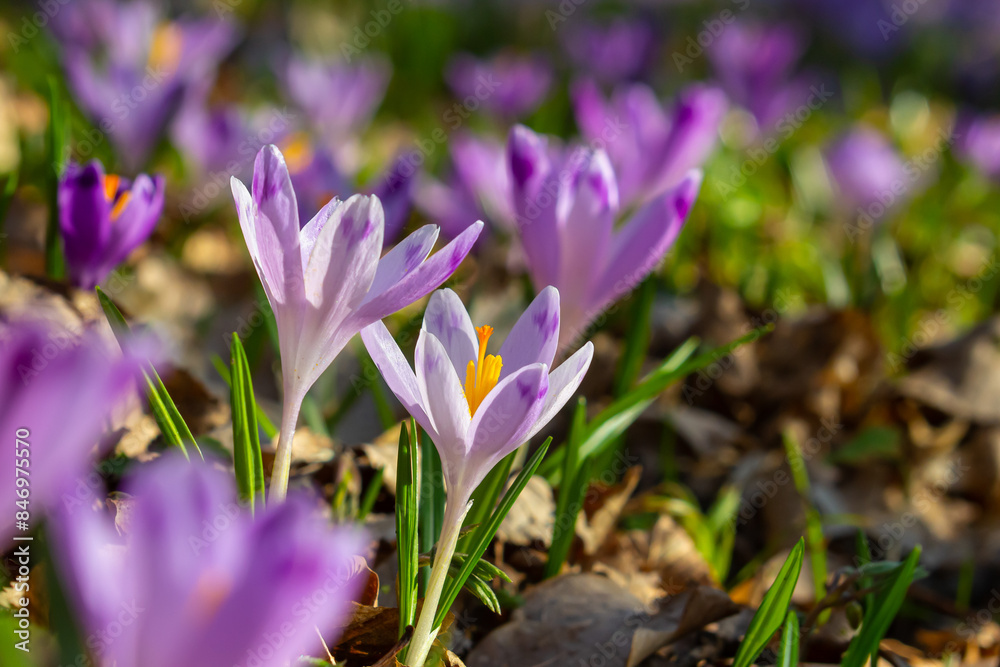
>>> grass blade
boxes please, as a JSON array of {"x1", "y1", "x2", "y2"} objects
[
  {"x1": 357, "y1": 467, "x2": 384, "y2": 522},
  {"x1": 777, "y1": 611, "x2": 800, "y2": 667},
  {"x1": 459, "y1": 450, "x2": 515, "y2": 553},
  {"x1": 434, "y1": 438, "x2": 551, "y2": 628},
  {"x1": 733, "y1": 537, "x2": 805, "y2": 667},
  {"x1": 418, "y1": 427, "x2": 445, "y2": 594},
  {"x1": 783, "y1": 429, "x2": 829, "y2": 624},
  {"x1": 230, "y1": 333, "x2": 265, "y2": 512},
  {"x1": 396, "y1": 421, "x2": 419, "y2": 638},
  {"x1": 211, "y1": 353, "x2": 277, "y2": 438},
  {"x1": 545, "y1": 398, "x2": 589, "y2": 578}
]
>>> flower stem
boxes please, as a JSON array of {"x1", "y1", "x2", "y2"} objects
[
  {"x1": 405, "y1": 499, "x2": 471, "y2": 667},
  {"x1": 269, "y1": 390, "x2": 304, "y2": 503}
]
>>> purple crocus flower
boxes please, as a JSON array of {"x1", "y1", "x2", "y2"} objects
[
  {"x1": 231, "y1": 145, "x2": 482, "y2": 500},
  {"x1": 446, "y1": 52, "x2": 553, "y2": 119},
  {"x1": 59, "y1": 160, "x2": 165, "y2": 290},
  {"x1": 572, "y1": 79, "x2": 725, "y2": 206},
  {"x1": 285, "y1": 56, "x2": 390, "y2": 173},
  {"x1": 51, "y1": 0, "x2": 236, "y2": 171},
  {"x1": 361, "y1": 287, "x2": 593, "y2": 665},
  {"x1": 953, "y1": 110, "x2": 1000, "y2": 180},
  {"x1": 50, "y1": 454, "x2": 365, "y2": 667},
  {"x1": 415, "y1": 132, "x2": 516, "y2": 241},
  {"x1": 824, "y1": 125, "x2": 910, "y2": 223},
  {"x1": 0, "y1": 321, "x2": 141, "y2": 542},
  {"x1": 561, "y1": 17, "x2": 655, "y2": 84},
  {"x1": 708, "y1": 21, "x2": 812, "y2": 131},
  {"x1": 508, "y1": 125, "x2": 702, "y2": 349}
]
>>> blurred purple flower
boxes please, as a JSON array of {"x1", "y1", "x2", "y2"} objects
[
  {"x1": 446, "y1": 52, "x2": 552, "y2": 119},
  {"x1": 508, "y1": 125, "x2": 702, "y2": 348},
  {"x1": 50, "y1": 454, "x2": 365, "y2": 667},
  {"x1": 51, "y1": 0, "x2": 237, "y2": 171},
  {"x1": 362, "y1": 288, "x2": 593, "y2": 665},
  {"x1": 708, "y1": 21, "x2": 812, "y2": 130},
  {"x1": 824, "y1": 126, "x2": 910, "y2": 218},
  {"x1": 572, "y1": 79, "x2": 725, "y2": 206},
  {"x1": 285, "y1": 55, "x2": 390, "y2": 173},
  {"x1": 953, "y1": 111, "x2": 1000, "y2": 180},
  {"x1": 415, "y1": 132, "x2": 516, "y2": 241},
  {"x1": 59, "y1": 160, "x2": 165, "y2": 290},
  {"x1": 231, "y1": 145, "x2": 482, "y2": 500},
  {"x1": 561, "y1": 18, "x2": 655, "y2": 84},
  {"x1": 0, "y1": 321, "x2": 141, "y2": 542}
]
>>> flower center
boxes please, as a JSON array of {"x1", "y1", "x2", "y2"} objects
[
  {"x1": 149, "y1": 23, "x2": 182, "y2": 73},
  {"x1": 280, "y1": 132, "x2": 315, "y2": 174},
  {"x1": 464, "y1": 325, "x2": 503, "y2": 415},
  {"x1": 103, "y1": 174, "x2": 131, "y2": 221}
]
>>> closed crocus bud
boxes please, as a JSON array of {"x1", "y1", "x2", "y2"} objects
[
  {"x1": 446, "y1": 52, "x2": 552, "y2": 119},
  {"x1": 59, "y1": 160, "x2": 165, "y2": 290},
  {"x1": 825, "y1": 125, "x2": 910, "y2": 224}
]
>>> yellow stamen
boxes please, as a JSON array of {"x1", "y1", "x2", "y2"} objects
[
  {"x1": 280, "y1": 132, "x2": 314, "y2": 174},
  {"x1": 110, "y1": 191, "x2": 131, "y2": 220},
  {"x1": 463, "y1": 325, "x2": 503, "y2": 415},
  {"x1": 103, "y1": 174, "x2": 120, "y2": 202},
  {"x1": 149, "y1": 23, "x2": 182, "y2": 73},
  {"x1": 103, "y1": 174, "x2": 131, "y2": 221}
]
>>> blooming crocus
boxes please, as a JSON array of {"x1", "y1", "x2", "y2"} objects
[
  {"x1": 361, "y1": 287, "x2": 594, "y2": 666},
  {"x1": 572, "y1": 79, "x2": 725, "y2": 206},
  {"x1": 0, "y1": 321, "x2": 142, "y2": 542},
  {"x1": 285, "y1": 55, "x2": 389, "y2": 173},
  {"x1": 415, "y1": 132, "x2": 516, "y2": 241},
  {"x1": 707, "y1": 21, "x2": 812, "y2": 131},
  {"x1": 231, "y1": 145, "x2": 482, "y2": 500},
  {"x1": 508, "y1": 125, "x2": 702, "y2": 349},
  {"x1": 50, "y1": 0, "x2": 236, "y2": 170},
  {"x1": 953, "y1": 110, "x2": 1000, "y2": 181},
  {"x1": 50, "y1": 454, "x2": 365, "y2": 667},
  {"x1": 561, "y1": 17, "x2": 655, "y2": 84},
  {"x1": 59, "y1": 160, "x2": 165, "y2": 290},
  {"x1": 824, "y1": 125, "x2": 910, "y2": 225},
  {"x1": 446, "y1": 52, "x2": 553, "y2": 119}
]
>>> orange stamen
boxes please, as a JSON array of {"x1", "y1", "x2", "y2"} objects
[{"x1": 463, "y1": 325, "x2": 503, "y2": 415}]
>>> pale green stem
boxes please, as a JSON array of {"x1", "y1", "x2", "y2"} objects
[
  {"x1": 269, "y1": 388, "x2": 305, "y2": 503},
  {"x1": 405, "y1": 498, "x2": 471, "y2": 667}
]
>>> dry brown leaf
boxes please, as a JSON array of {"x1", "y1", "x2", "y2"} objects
[{"x1": 497, "y1": 475, "x2": 554, "y2": 547}]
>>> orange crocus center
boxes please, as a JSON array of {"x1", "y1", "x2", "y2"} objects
[
  {"x1": 464, "y1": 325, "x2": 503, "y2": 416},
  {"x1": 149, "y1": 23, "x2": 182, "y2": 72},
  {"x1": 280, "y1": 132, "x2": 315, "y2": 174},
  {"x1": 103, "y1": 174, "x2": 131, "y2": 221}
]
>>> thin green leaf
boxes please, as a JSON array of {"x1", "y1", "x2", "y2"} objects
[
  {"x1": 230, "y1": 333, "x2": 265, "y2": 512},
  {"x1": 733, "y1": 538, "x2": 805, "y2": 667},
  {"x1": 396, "y1": 421, "x2": 419, "y2": 638},
  {"x1": 613, "y1": 277, "x2": 656, "y2": 395},
  {"x1": 212, "y1": 353, "x2": 277, "y2": 438},
  {"x1": 434, "y1": 438, "x2": 551, "y2": 629},
  {"x1": 357, "y1": 467, "x2": 384, "y2": 522},
  {"x1": 459, "y1": 450, "x2": 515, "y2": 554},
  {"x1": 777, "y1": 611, "x2": 800, "y2": 667},
  {"x1": 450, "y1": 570, "x2": 501, "y2": 614},
  {"x1": 546, "y1": 398, "x2": 589, "y2": 578},
  {"x1": 418, "y1": 427, "x2": 445, "y2": 594},
  {"x1": 855, "y1": 531, "x2": 878, "y2": 667},
  {"x1": 841, "y1": 546, "x2": 921, "y2": 667},
  {"x1": 783, "y1": 429, "x2": 828, "y2": 624}
]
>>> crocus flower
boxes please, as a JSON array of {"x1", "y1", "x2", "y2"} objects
[
  {"x1": 508, "y1": 125, "x2": 702, "y2": 349},
  {"x1": 285, "y1": 55, "x2": 390, "y2": 174},
  {"x1": 361, "y1": 287, "x2": 594, "y2": 666},
  {"x1": 59, "y1": 160, "x2": 165, "y2": 290},
  {"x1": 0, "y1": 321, "x2": 141, "y2": 542},
  {"x1": 708, "y1": 21, "x2": 812, "y2": 131},
  {"x1": 50, "y1": 454, "x2": 365, "y2": 667},
  {"x1": 231, "y1": 145, "x2": 482, "y2": 500},
  {"x1": 953, "y1": 110, "x2": 1000, "y2": 181},
  {"x1": 572, "y1": 79, "x2": 726, "y2": 206},
  {"x1": 415, "y1": 132, "x2": 516, "y2": 241},
  {"x1": 50, "y1": 0, "x2": 236, "y2": 170},
  {"x1": 561, "y1": 17, "x2": 655, "y2": 84},
  {"x1": 824, "y1": 125, "x2": 910, "y2": 225},
  {"x1": 446, "y1": 52, "x2": 553, "y2": 119}
]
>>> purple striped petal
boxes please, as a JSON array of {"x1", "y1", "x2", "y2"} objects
[
  {"x1": 415, "y1": 331, "x2": 471, "y2": 482},
  {"x1": 351, "y1": 221, "x2": 483, "y2": 327},
  {"x1": 498, "y1": 286, "x2": 560, "y2": 379},
  {"x1": 508, "y1": 125, "x2": 561, "y2": 288},
  {"x1": 367, "y1": 224, "x2": 439, "y2": 301},
  {"x1": 521, "y1": 342, "x2": 594, "y2": 444},
  {"x1": 105, "y1": 173, "x2": 164, "y2": 267},
  {"x1": 468, "y1": 363, "x2": 548, "y2": 479},
  {"x1": 59, "y1": 161, "x2": 113, "y2": 287},
  {"x1": 422, "y1": 288, "x2": 478, "y2": 380},
  {"x1": 647, "y1": 86, "x2": 726, "y2": 198},
  {"x1": 360, "y1": 322, "x2": 432, "y2": 436},
  {"x1": 299, "y1": 195, "x2": 342, "y2": 267}
]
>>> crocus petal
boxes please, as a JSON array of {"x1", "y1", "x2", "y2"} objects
[
  {"x1": 59, "y1": 161, "x2": 113, "y2": 287},
  {"x1": 360, "y1": 322, "x2": 433, "y2": 436},
  {"x1": 468, "y1": 363, "x2": 548, "y2": 481},
  {"x1": 498, "y1": 286, "x2": 560, "y2": 379},
  {"x1": 508, "y1": 125, "x2": 560, "y2": 288},
  {"x1": 593, "y1": 170, "x2": 701, "y2": 311},
  {"x1": 104, "y1": 173, "x2": 165, "y2": 267},
  {"x1": 351, "y1": 221, "x2": 483, "y2": 327},
  {"x1": 367, "y1": 224, "x2": 439, "y2": 301},
  {"x1": 248, "y1": 145, "x2": 304, "y2": 306},
  {"x1": 422, "y1": 288, "x2": 478, "y2": 380},
  {"x1": 520, "y1": 342, "x2": 594, "y2": 445},
  {"x1": 298, "y1": 195, "x2": 341, "y2": 266},
  {"x1": 415, "y1": 331, "x2": 471, "y2": 482},
  {"x1": 647, "y1": 86, "x2": 726, "y2": 198}
]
